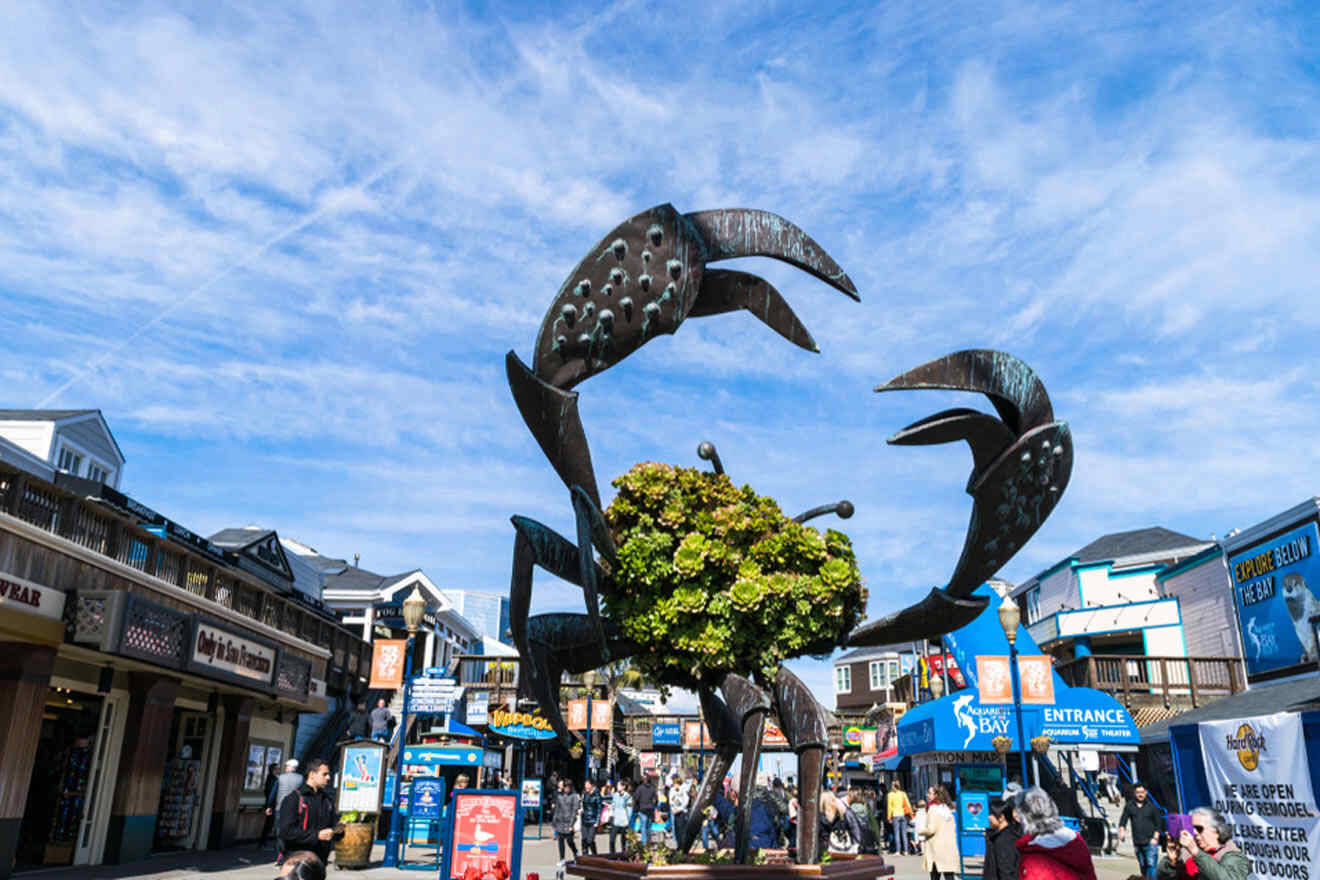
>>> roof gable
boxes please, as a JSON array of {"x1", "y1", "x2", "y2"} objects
[
  {"x1": 1071, "y1": 526, "x2": 1208, "y2": 564},
  {"x1": 208, "y1": 527, "x2": 295, "y2": 583}
]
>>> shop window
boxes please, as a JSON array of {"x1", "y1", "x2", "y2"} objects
[
  {"x1": 87, "y1": 462, "x2": 109, "y2": 484},
  {"x1": 244, "y1": 740, "x2": 285, "y2": 794},
  {"x1": 835, "y1": 665, "x2": 851, "y2": 693}
]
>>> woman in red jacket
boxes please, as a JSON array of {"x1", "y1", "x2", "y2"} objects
[{"x1": 1014, "y1": 787, "x2": 1096, "y2": 880}]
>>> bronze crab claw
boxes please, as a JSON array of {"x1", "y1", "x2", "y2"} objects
[{"x1": 848, "y1": 349, "x2": 1074, "y2": 647}]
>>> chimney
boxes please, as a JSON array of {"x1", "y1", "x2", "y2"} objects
[{"x1": 353, "y1": 554, "x2": 360, "y2": 568}]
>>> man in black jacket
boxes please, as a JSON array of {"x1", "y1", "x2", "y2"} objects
[
  {"x1": 1119, "y1": 784, "x2": 1163, "y2": 879},
  {"x1": 632, "y1": 773, "x2": 658, "y2": 845},
  {"x1": 346, "y1": 703, "x2": 370, "y2": 739},
  {"x1": 982, "y1": 799, "x2": 1020, "y2": 880},
  {"x1": 278, "y1": 758, "x2": 339, "y2": 863}
]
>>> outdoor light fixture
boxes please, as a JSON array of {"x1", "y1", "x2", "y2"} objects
[
  {"x1": 402, "y1": 585, "x2": 426, "y2": 634},
  {"x1": 928, "y1": 674, "x2": 945, "y2": 698},
  {"x1": 998, "y1": 596, "x2": 1021, "y2": 646},
  {"x1": 998, "y1": 594, "x2": 1032, "y2": 786}
]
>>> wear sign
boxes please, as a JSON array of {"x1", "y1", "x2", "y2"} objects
[
  {"x1": 192, "y1": 622, "x2": 275, "y2": 683},
  {"x1": 442, "y1": 792, "x2": 520, "y2": 880},
  {"x1": 1198, "y1": 712, "x2": 1320, "y2": 880},
  {"x1": 1229, "y1": 521, "x2": 1320, "y2": 678},
  {"x1": 0, "y1": 572, "x2": 65, "y2": 621},
  {"x1": 369, "y1": 640, "x2": 407, "y2": 689}
]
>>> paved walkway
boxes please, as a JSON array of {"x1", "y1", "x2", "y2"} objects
[{"x1": 16, "y1": 837, "x2": 1148, "y2": 880}]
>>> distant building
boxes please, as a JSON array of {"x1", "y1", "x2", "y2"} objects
[
  {"x1": 208, "y1": 525, "x2": 326, "y2": 605},
  {"x1": 0, "y1": 409, "x2": 125, "y2": 488},
  {"x1": 286, "y1": 542, "x2": 482, "y2": 673},
  {"x1": 832, "y1": 643, "x2": 915, "y2": 711},
  {"x1": 442, "y1": 588, "x2": 512, "y2": 644}
]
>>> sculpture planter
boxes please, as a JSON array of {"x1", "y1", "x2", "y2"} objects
[
  {"x1": 567, "y1": 853, "x2": 894, "y2": 880},
  {"x1": 332, "y1": 821, "x2": 375, "y2": 868}
]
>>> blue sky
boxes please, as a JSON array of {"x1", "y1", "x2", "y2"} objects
[{"x1": 3, "y1": 1, "x2": 1320, "y2": 703}]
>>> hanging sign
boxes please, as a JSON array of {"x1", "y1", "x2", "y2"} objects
[
  {"x1": 489, "y1": 708, "x2": 556, "y2": 740},
  {"x1": 1229, "y1": 521, "x2": 1320, "y2": 678},
  {"x1": 977, "y1": 656, "x2": 1013, "y2": 704},
  {"x1": 369, "y1": 640, "x2": 408, "y2": 689},
  {"x1": 861, "y1": 728, "x2": 878, "y2": 753},
  {"x1": 467, "y1": 692, "x2": 489, "y2": 725},
  {"x1": 1199, "y1": 712, "x2": 1320, "y2": 880},
  {"x1": 337, "y1": 741, "x2": 386, "y2": 814},
  {"x1": 683, "y1": 720, "x2": 712, "y2": 748},
  {"x1": 400, "y1": 746, "x2": 482, "y2": 766},
  {"x1": 1018, "y1": 656, "x2": 1056, "y2": 704},
  {"x1": 440, "y1": 791, "x2": 523, "y2": 880}
]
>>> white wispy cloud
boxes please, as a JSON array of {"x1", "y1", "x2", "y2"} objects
[{"x1": 2, "y1": 0, "x2": 1318, "y2": 704}]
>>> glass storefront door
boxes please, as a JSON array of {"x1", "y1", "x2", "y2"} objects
[{"x1": 154, "y1": 711, "x2": 214, "y2": 850}]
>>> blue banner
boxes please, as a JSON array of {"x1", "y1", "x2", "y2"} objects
[
  {"x1": 1228, "y1": 520, "x2": 1320, "y2": 677},
  {"x1": 652, "y1": 722, "x2": 681, "y2": 746},
  {"x1": 402, "y1": 746, "x2": 482, "y2": 766}
]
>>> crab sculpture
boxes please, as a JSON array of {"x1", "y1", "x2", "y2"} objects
[{"x1": 505, "y1": 205, "x2": 1072, "y2": 864}]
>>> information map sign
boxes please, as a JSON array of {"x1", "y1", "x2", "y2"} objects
[
  {"x1": 440, "y1": 790, "x2": 523, "y2": 880},
  {"x1": 409, "y1": 778, "x2": 446, "y2": 819},
  {"x1": 336, "y1": 740, "x2": 386, "y2": 814},
  {"x1": 1198, "y1": 712, "x2": 1320, "y2": 880}
]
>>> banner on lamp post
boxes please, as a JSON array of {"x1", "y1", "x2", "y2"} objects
[
  {"x1": 1198, "y1": 712, "x2": 1320, "y2": 880},
  {"x1": 1018, "y1": 656, "x2": 1055, "y2": 705},
  {"x1": 369, "y1": 640, "x2": 407, "y2": 689}
]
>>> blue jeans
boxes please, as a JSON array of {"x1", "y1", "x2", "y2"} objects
[
  {"x1": 701, "y1": 820, "x2": 717, "y2": 850},
  {"x1": 632, "y1": 810, "x2": 650, "y2": 844},
  {"x1": 1137, "y1": 843, "x2": 1160, "y2": 878},
  {"x1": 891, "y1": 816, "x2": 910, "y2": 854},
  {"x1": 372, "y1": 730, "x2": 389, "y2": 741}
]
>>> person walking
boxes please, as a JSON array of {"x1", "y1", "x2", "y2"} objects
[
  {"x1": 670, "y1": 775, "x2": 691, "y2": 844},
  {"x1": 982, "y1": 799, "x2": 1021, "y2": 880},
  {"x1": 1155, "y1": 807, "x2": 1248, "y2": 880},
  {"x1": 609, "y1": 780, "x2": 633, "y2": 854},
  {"x1": 259, "y1": 763, "x2": 281, "y2": 849},
  {"x1": 345, "y1": 703, "x2": 370, "y2": 739},
  {"x1": 277, "y1": 759, "x2": 338, "y2": 864},
  {"x1": 633, "y1": 772, "x2": 658, "y2": 845},
  {"x1": 920, "y1": 785, "x2": 960, "y2": 880},
  {"x1": 887, "y1": 780, "x2": 914, "y2": 855},
  {"x1": 369, "y1": 698, "x2": 393, "y2": 741},
  {"x1": 912, "y1": 798, "x2": 928, "y2": 855},
  {"x1": 1016, "y1": 786, "x2": 1097, "y2": 880},
  {"x1": 580, "y1": 779, "x2": 602, "y2": 855},
  {"x1": 1120, "y1": 783, "x2": 1164, "y2": 880},
  {"x1": 553, "y1": 779, "x2": 582, "y2": 865},
  {"x1": 271, "y1": 759, "x2": 304, "y2": 863}
]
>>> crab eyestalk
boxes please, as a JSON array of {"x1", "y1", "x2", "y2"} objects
[{"x1": 793, "y1": 500, "x2": 854, "y2": 524}]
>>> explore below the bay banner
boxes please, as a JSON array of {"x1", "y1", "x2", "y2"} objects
[{"x1": 488, "y1": 708, "x2": 556, "y2": 740}]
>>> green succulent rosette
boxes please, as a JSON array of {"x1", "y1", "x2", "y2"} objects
[{"x1": 604, "y1": 462, "x2": 866, "y2": 690}]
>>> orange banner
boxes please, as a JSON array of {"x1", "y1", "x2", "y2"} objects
[
  {"x1": 682, "y1": 720, "x2": 712, "y2": 748},
  {"x1": 977, "y1": 656, "x2": 1013, "y2": 705},
  {"x1": 860, "y1": 728, "x2": 877, "y2": 753},
  {"x1": 567, "y1": 699, "x2": 612, "y2": 730},
  {"x1": 1018, "y1": 655, "x2": 1056, "y2": 704},
  {"x1": 368, "y1": 640, "x2": 407, "y2": 689}
]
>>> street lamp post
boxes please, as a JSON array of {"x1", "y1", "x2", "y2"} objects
[
  {"x1": 585, "y1": 689, "x2": 593, "y2": 784},
  {"x1": 998, "y1": 596, "x2": 1032, "y2": 789},
  {"x1": 382, "y1": 587, "x2": 427, "y2": 868}
]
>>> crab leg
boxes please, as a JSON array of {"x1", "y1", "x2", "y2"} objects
[
  {"x1": 675, "y1": 687, "x2": 742, "y2": 853},
  {"x1": 772, "y1": 667, "x2": 829, "y2": 864},
  {"x1": 719, "y1": 673, "x2": 772, "y2": 863},
  {"x1": 525, "y1": 613, "x2": 637, "y2": 747}
]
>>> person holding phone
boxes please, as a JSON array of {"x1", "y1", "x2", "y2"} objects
[{"x1": 1155, "y1": 808, "x2": 1248, "y2": 880}]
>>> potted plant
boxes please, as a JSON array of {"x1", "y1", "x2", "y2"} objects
[
  {"x1": 1030, "y1": 735, "x2": 1053, "y2": 754},
  {"x1": 992, "y1": 735, "x2": 1012, "y2": 754},
  {"x1": 333, "y1": 811, "x2": 375, "y2": 868}
]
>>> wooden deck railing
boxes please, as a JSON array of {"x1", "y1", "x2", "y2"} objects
[{"x1": 1055, "y1": 654, "x2": 1245, "y2": 708}]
